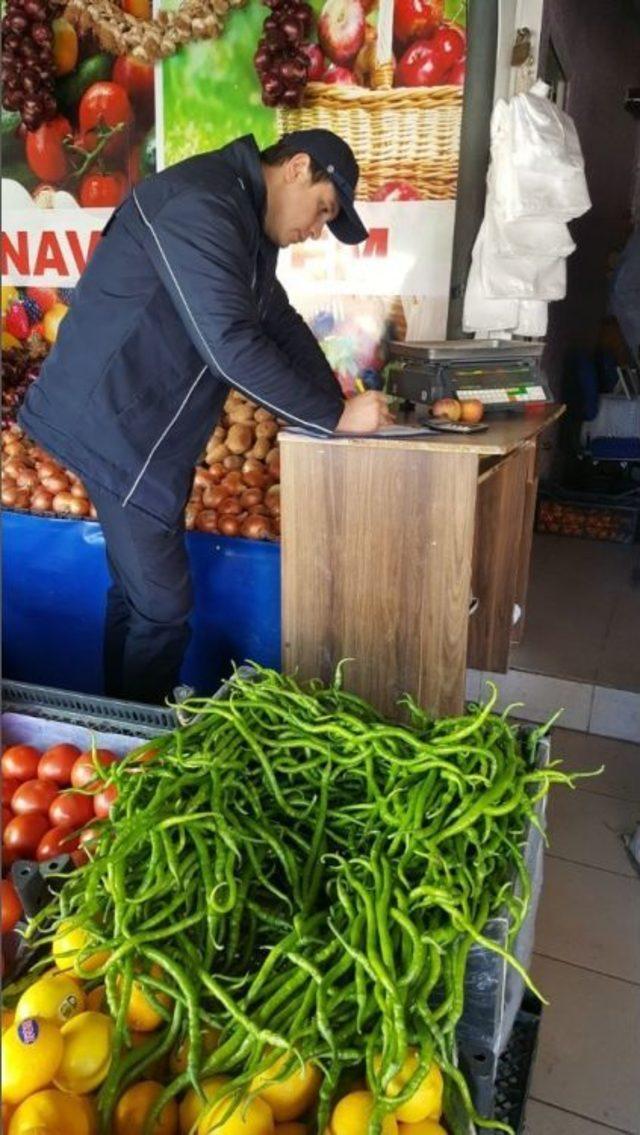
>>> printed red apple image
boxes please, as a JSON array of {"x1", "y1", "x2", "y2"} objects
[
  {"x1": 322, "y1": 64, "x2": 358, "y2": 84},
  {"x1": 447, "y1": 56, "x2": 466, "y2": 84},
  {"x1": 318, "y1": 0, "x2": 366, "y2": 68},
  {"x1": 432, "y1": 23, "x2": 466, "y2": 67},
  {"x1": 393, "y1": 0, "x2": 443, "y2": 46},
  {"x1": 372, "y1": 180, "x2": 421, "y2": 201},
  {"x1": 396, "y1": 38, "x2": 450, "y2": 87},
  {"x1": 301, "y1": 43, "x2": 326, "y2": 81}
]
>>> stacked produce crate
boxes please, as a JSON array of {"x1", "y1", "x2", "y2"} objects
[{"x1": 0, "y1": 673, "x2": 576, "y2": 1135}]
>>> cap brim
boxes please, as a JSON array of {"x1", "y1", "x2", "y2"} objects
[{"x1": 328, "y1": 192, "x2": 369, "y2": 245}]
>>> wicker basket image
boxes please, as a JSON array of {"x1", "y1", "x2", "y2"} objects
[{"x1": 275, "y1": 0, "x2": 463, "y2": 201}]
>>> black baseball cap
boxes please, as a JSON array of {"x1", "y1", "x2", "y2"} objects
[{"x1": 281, "y1": 129, "x2": 369, "y2": 245}]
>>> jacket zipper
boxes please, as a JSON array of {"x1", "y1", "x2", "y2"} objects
[{"x1": 121, "y1": 365, "x2": 207, "y2": 508}]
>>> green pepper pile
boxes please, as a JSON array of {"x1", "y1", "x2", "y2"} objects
[{"x1": 23, "y1": 666, "x2": 592, "y2": 1135}]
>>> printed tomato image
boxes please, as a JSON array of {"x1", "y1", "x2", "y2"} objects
[
  {"x1": 78, "y1": 81, "x2": 134, "y2": 160},
  {"x1": 25, "y1": 117, "x2": 72, "y2": 183},
  {"x1": 112, "y1": 56, "x2": 154, "y2": 113},
  {"x1": 79, "y1": 170, "x2": 127, "y2": 208}
]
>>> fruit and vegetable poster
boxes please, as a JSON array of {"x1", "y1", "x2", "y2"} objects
[{"x1": 2, "y1": 0, "x2": 466, "y2": 407}]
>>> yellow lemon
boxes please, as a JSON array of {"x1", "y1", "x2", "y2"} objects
[
  {"x1": 275, "y1": 1124, "x2": 308, "y2": 1135},
  {"x1": 2, "y1": 331, "x2": 21, "y2": 351},
  {"x1": 16, "y1": 972, "x2": 85, "y2": 1027},
  {"x1": 8, "y1": 1088, "x2": 94, "y2": 1135},
  {"x1": 114, "y1": 1080, "x2": 178, "y2": 1135},
  {"x1": 170, "y1": 1026, "x2": 220, "y2": 1076},
  {"x1": 252, "y1": 1055, "x2": 321, "y2": 1121},
  {"x1": 85, "y1": 985, "x2": 107, "y2": 1012},
  {"x1": 123, "y1": 964, "x2": 172, "y2": 1032},
  {"x1": 52, "y1": 922, "x2": 109, "y2": 975},
  {"x1": 179, "y1": 1078, "x2": 228, "y2": 1135},
  {"x1": 330, "y1": 1092, "x2": 398, "y2": 1135},
  {"x1": 53, "y1": 1011, "x2": 113, "y2": 1094},
  {"x1": 373, "y1": 1052, "x2": 443, "y2": 1123},
  {"x1": 129, "y1": 1029, "x2": 170, "y2": 1080},
  {"x1": 1, "y1": 1017, "x2": 64, "y2": 1106},
  {"x1": 198, "y1": 1092, "x2": 274, "y2": 1135},
  {"x1": 398, "y1": 1123, "x2": 447, "y2": 1135}
]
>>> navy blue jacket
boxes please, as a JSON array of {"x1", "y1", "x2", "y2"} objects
[{"x1": 19, "y1": 135, "x2": 344, "y2": 527}]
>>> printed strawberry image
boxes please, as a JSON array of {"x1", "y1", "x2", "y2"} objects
[{"x1": 5, "y1": 302, "x2": 30, "y2": 341}]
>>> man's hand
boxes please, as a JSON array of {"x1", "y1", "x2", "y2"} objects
[{"x1": 336, "y1": 391, "x2": 395, "y2": 433}]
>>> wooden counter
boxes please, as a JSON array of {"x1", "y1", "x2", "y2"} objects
[{"x1": 279, "y1": 405, "x2": 564, "y2": 719}]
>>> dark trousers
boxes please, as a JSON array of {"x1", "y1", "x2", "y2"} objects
[{"x1": 87, "y1": 482, "x2": 193, "y2": 704}]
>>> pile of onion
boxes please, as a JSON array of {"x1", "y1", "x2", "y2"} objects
[
  {"x1": 186, "y1": 458, "x2": 280, "y2": 540},
  {"x1": 1, "y1": 389, "x2": 283, "y2": 542},
  {"x1": 1, "y1": 425, "x2": 95, "y2": 519}
]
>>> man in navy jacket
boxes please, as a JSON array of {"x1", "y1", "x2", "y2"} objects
[{"x1": 20, "y1": 129, "x2": 391, "y2": 703}]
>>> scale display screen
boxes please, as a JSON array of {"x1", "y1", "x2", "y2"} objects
[{"x1": 452, "y1": 366, "x2": 549, "y2": 405}]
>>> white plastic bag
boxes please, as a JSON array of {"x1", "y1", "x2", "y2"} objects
[{"x1": 491, "y1": 82, "x2": 591, "y2": 222}]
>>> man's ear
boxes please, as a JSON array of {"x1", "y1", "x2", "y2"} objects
[{"x1": 284, "y1": 152, "x2": 312, "y2": 184}]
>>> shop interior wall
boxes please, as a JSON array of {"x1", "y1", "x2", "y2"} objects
[{"x1": 538, "y1": 0, "x2": 640, "y2": 423}]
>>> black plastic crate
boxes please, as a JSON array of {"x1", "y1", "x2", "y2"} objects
[
  {"x1": 494, "y1": 996, "x2": 542, "y2": 1132},
  {"x1": 458, "y1": 995, "x2": 541, "y2": 1131}
]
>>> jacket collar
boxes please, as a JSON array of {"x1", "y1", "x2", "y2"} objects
[{"x1": 220, "y1": 134, "x2": 267, "y2": 226}]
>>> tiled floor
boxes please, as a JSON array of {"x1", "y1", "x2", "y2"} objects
[
  {"x1": 522, "y1": 726, "x2": 640, "y2": 1135},
  {"x1": 511, "y1": 535, "x2": 640, "y2": 693}
]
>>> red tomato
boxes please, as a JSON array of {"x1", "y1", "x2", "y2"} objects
[
  {"x1": 112, "y1": 56, "x2": 154, "y2": 105},
  {"x1": 2, "y1": 805, "x2": 12, "y2": 830},
  {"x1": 36, "y1": 825, "x2": 80, "y2": 862},
  {"x1": 0, "y1": 879, "x2": 22, "y2": 933},
  {"x1": 3, "y1": 813, "x2": 49, "y2": 858},
  {"x1": 71, "y1": 750, "x2": 118, "y2": 790},
  {"x1": 25, "y1": 116, "x2": 71, "y2": 183},
  {"x1": 49, "y1": 792, "x2": 95, "y2": 829},
  {"x1": 79, "y1": 170, "x2": 127, "y2": 208},
  {"x1": 93, "y1": 784, "x2": 118, "y2": 819},
  {"x1": 38, "y1": 743, "x2": 82, "y2": 786},
  {"x1": 79, "y1": 81, "x2": 133, "y2": 144},
  {"x1": 2, "y1": 745, "x2": 41, "y2": 781},
  {"x1": 2, "y1": 779, "x2": 20, "y2": 806},
  {"x1": 11, "y1": 779, "x2": 58, "y2": 816},
  {"x1": 71, "y1": 825, "x2": 101, "y2": 867}
]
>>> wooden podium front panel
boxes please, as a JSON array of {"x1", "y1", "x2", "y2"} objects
[{"x1": 280, "y1": 439, "x2": 479, "y2": 719}]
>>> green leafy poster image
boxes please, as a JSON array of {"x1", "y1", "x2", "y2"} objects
[{"x1": 160, "y1": 0, "x2": 466, "y2": 178}]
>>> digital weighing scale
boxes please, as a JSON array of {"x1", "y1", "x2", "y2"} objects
[{"x1": 387, "y1": 339, "x2": 552, "y2": 413}]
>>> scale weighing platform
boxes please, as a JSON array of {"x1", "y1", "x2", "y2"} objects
[{"x1": 387, "y1": 339, "x2": 552, "y2": 413}]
